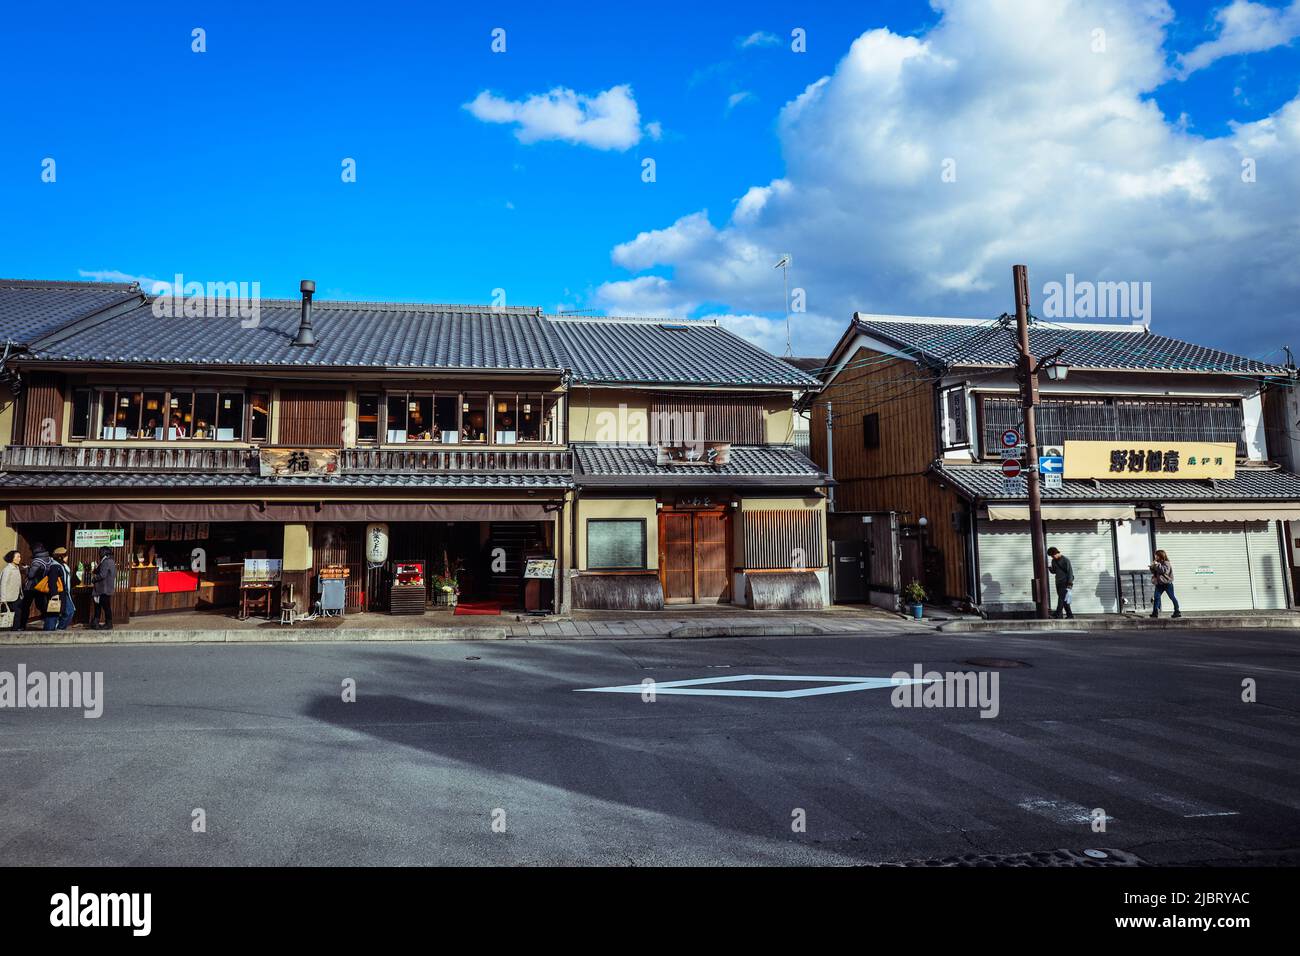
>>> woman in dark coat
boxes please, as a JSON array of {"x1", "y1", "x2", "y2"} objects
[{"x1": 90, "y1": 546, "x2": 117, "y2": 630}]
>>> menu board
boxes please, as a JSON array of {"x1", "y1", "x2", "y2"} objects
[
  {"x1": 523, "y1": 559, "x2": 556, "y2": 580},
  {"x1": 242, "y1": 558, "x2": 283, "y2": 585}
]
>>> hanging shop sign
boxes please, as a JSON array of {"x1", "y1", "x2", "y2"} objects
[
  {"x1": 259, "y1": 447, "x2": 340, "y2": 478},
  {"x1": 73, "y1": 528, "x2": 126, "y2": 549},
  {"x1": 656, "y1": 442, "x2": 731, "y2": 468},
  {"x1": 365, "y1": 523, "x2": 390, "y2": 564},
  {"x1": 1063, "y1": 441, "x2": 1236, "y2": 480}
]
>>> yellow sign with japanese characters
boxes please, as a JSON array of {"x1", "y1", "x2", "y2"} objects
[{"x1": 1063, "y1": 441, "x2": 1236, "y2": 480}]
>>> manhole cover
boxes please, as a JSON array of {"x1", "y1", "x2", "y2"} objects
[
  {"x1": 1083, "y1": 849, "x2": 1109, "y2": 859},
  {"x1": 963, "y1": 658, "x2": 1031, "y2": 668}
]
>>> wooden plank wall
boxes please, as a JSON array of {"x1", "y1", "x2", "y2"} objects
[
  {"x1": 278, "y1": 388, "x2": 346, "y2": 447},
  {"x1": 19, "y1": 373, "x2": 64, "y2": 445},
  {"x1": 809, "y1": 347, "x2": 969, "y2": 601},
  {"x1": 650, "y1": 395, "x2": 765, "y2": 444}
]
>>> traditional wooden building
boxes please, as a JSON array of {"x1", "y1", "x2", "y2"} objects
[
  {"x1": 811, "y1": 313, "x2": 1300, "y2": 615},
  {"x1": 0, "y1": 279, "x2": 827, "y2": 625}
]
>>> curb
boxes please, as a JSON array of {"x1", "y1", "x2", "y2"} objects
[
  {"x1": 937, "y1": 615, "x2": 1300, "y2": 633},
  {"x1": 667, "y1": 623, "x2": 828, "y2": 639},
  {"x1": 0, "y1": 623, "x2": 925, "y2": 646},
  {"x1": 0, "y1": 627, "x2": 509, "y2": 646}
]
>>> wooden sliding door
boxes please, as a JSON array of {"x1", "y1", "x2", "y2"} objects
[{"x1": 658, "y1": 508, "x2": 732, "y2": 604}]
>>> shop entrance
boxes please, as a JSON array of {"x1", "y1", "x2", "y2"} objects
[
  {"x1": 314, "y1": 520, "x2": 550, "y2": 613},
  {"x1": 11, "y1": 520, "x2": 282, "y2": 626},
  {"x1": 658, "y1": 507, "x2": 732, "y2": 604}
]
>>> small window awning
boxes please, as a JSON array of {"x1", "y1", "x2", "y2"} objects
[
  {"x1": 986, "y1": 504, "x2": 1136, "y2": 521},
  {"x1": 1161, "y1": 502, "x2": 1300, "y2": 522}
]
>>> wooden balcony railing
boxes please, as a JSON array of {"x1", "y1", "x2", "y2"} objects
[
  {"x1": 339, "y1": 448, "x2": 570, "y2": 474},
  {"x1": 0, "y1": 444, "x2": 258, "y2": 473},
  {"x1": 0, "y1": 444, "x2": 572, "y2": 476}
]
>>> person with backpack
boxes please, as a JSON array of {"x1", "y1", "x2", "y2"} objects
[
  {"x1": 90, "y1": 546, "x2": 116, "y2": 630},
  {"x1": 24, "y1": 542, "x2": 57, "y2": 629}
]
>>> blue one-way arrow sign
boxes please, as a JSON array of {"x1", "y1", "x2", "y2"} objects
[{"x1": 1039, "y1": 455, "x2": 1064, "y2": 475}]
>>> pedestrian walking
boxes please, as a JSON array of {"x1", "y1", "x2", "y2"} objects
[
  {"x1": 1, "y1": 549, "x2": 24, "y2": 630},
  {"x1": 1046, "y1": 546, "x2": 1074, "y2": 619},
  {"x1": 1150, "y1": 549, "x2": 1182, "y2": 619},
  {"x1": 90, "y1": 546, "x2": 116, "y2": 630}
]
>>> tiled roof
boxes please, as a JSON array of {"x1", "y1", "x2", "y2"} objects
[
  {"x1": 26, "y1": 299, "x2": 565, "y2": 370},
  {"x1": 547, "y1": 317, "x2": 820, "y2": 388},
  {"x1": 0, "y1": 279, "x2": 142, "y2": 345},
  {"x1": 12, "y1": 285, "x2": 819, "y2": 387},
  {"x1": 853, "y1": 315, "x2": 1286, "y2": 375},
  {"x1": 0, "y1": 472, "x2": 570, "y2": 490},
  {"x1": 574, "y1": 443, "x2": 828, "y2": 486},
  {"x1": 933, "y1": 463, "x2": 1300, "y2": 501}
]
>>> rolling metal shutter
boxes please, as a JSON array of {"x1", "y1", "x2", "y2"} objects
[
  {"x1": 1157, "y1": 523, "x2": 1253, "y2": 611},
  {"x1": 1043, "y1": 520, "x2": 1118, "y2": 614},
  {"x1": 975, "y1": 520, "x2": 1034, "y2": 612},
  {"x1": 1245, "y1": 523, "x2": 1287, "y2": 609}
]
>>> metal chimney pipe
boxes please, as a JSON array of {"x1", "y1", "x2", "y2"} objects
[{"x1": 292, "y1": 279, "x2": 317, "y2": 347}]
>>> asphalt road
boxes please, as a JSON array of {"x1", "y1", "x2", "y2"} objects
[{"x1": 1, "y1": 628, "x2": 1297, "y2": 866}]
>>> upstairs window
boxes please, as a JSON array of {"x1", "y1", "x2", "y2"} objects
[
  {"x1": 356, "y1": 393, "x2": 379, "y2": 443},
  {"x1": 92, "y1": 388, "x2": 245, "y2": 440},
  {"x1": 863, "y1": 412, "x2": 881, "y2": 450},
  {"x1": 941, "y1": 385, "x2": 970, "y2": 450}
]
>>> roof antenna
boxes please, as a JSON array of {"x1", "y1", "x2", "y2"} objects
[
  {"x1": 774, "y1": 254, "x2": 792, "y2": 356},
  {"x1": 292, "y1": 279, "x2": 317, "y2": 347}
]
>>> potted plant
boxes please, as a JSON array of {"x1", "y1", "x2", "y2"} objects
[
  {"x1": 433, "y1": 549, "x2": 463, "y2": 608},
  {"x1": 432, "y1": 574, "x2": 459, "y2": 607},
  {"x1": 902, "y1": 580, "x2": 928, "y2": 620}
]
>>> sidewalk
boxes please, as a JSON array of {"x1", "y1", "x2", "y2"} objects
[
  {"x1": 0, "y1": 602, "x2": 928, "y2": 646},
  {"x1": 938, "y1": 610, "x2": 1300, "y2": 632}
]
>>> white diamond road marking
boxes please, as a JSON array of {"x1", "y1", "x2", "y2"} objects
[{"x1": 574, "y1": 674, "x2": 936, "y2": 699}]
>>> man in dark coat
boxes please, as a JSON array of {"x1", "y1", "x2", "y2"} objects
[
  {"x1": 91, "y1": 546, "x2": 117, "y2": 630},
  {"x1": 1047, "y1": 546, "x2": 1075, "y2": 619}
]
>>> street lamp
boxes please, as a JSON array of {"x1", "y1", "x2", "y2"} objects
[{"x1": 1044, "y1": 361, "x2": 1070, "y2": 381}]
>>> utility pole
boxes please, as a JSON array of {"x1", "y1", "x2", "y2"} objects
[
  {"x1": 825, "y1": 400, "x2": 835, "y2": 512},
  {"x1": 1013, "y1": 264, "x2": 1050, "y2": 619}
]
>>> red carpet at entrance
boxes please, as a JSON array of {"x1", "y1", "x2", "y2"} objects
[{"x1": 454, "y1": 600, "x2": 503, "y2": 616}]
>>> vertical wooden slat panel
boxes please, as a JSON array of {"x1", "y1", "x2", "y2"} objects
[
  {"x1": 278, "y1": 389, "x2": 345, "y2": 447},
  {"x1": 742, "y1": 510, "x2": 825, "y2": 569},
  {"x1": 20, "y1": 373, "x2": 63, "y2": 446},
  {"x1": 651, "y1": 395, "x2": 764, "y2": 444}
]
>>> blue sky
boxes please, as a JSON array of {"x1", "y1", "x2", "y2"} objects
[{"x1": 2, "y1": 0, "x2": 1298, "y2": 360}]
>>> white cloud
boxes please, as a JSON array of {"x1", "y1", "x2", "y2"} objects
[
  {"x1": 738, "y1": 31, "x2": 780, "y2": 49},
  {"x1": 78, "y1": 268, "x2": 167, "y2": 291},
  {"x1": 1178, "y1": 0, "x2": 1300, "y2": 76},
  {"x1": 726, "y1": 91, "x2": 755, "y2": 112},
  {"x1": 464, "y1": 84, "x2": 648, "y2": 150},
  {"x1": 594, "y1": 0, "x2": 1300, "y2": 357}
]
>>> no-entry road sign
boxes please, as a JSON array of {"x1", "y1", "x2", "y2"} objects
[{"x1": 1001, "y1": 458, "x2": 1022, "y2": 479}]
